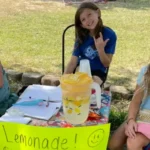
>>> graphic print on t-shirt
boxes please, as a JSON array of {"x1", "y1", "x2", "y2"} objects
[{"x1": 84, "y1": 46, "x2": 98, "y2": 60}]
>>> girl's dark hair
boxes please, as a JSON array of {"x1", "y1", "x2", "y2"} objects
[{"x1": 75, "y1": 2, "x2": 103, "y2": 45}]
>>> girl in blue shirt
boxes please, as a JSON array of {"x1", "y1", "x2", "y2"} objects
[{"x1": 64, "y1": 2, "x2": 117, "y2": 85}]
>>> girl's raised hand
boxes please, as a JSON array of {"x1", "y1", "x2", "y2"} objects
[{"x1": 93, "y1": 32, "x2": 109, "y2": 51}]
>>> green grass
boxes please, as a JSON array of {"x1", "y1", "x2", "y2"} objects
[
  {"x1": 109, "y1": 109, "x2": 127, "y2": 131},
  {"x1": 0, "y1": 0, "x2": 150, "y2": 89}
]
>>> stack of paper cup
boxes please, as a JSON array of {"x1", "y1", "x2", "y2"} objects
[{"x1": 79, "y1": 59, "x2": 92, "y2": 77}]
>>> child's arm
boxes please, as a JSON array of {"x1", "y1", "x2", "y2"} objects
[
  {"x1": 64, "y1": 56, "x2": 78, "y2": 74},
  {"x1": 127, "y1": 85, "x2": 144, "y2": 122},
  {"x1": 98, "y1": 52, "x2": 113, "y2": 67},
  {"x1": 0, "y1": 61, "x2": 4, "y2": 88},
  {"x1": 125, "y1": 85, "x2": 144, "y2": 138},
  {"x1": 94, "y1": 32, "x2": 115, "y2": 67}
]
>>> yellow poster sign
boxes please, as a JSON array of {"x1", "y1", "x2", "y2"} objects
[{"x1": 0, "y1": 122, "x2": 110, "y2": 150}]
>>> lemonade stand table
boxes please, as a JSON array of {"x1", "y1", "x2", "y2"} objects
[
  {"x1": 0, "y1": 90, "x2": 111, "y2": 150},
  {"x1": 30, "y1": 90, "x2": 111, "y2": 127}
]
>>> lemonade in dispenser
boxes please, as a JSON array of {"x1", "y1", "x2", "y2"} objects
[{"x1": 60, "y1": 72, "x2": 101, "y2": 124}]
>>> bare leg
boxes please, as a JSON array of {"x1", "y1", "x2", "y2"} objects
[
  {"x1": 127, "y1": 132, "x2": 150, "y2": 150},
  {"x1": 92, "y1": 75, "x2": 103, "y2": 85},
  {"x1": 108, "y1": 122, "x2": 127, "y2": 150}
]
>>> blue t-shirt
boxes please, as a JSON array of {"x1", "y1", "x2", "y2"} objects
[
  {"x1": 0, "y1": 68, "x2": 10, "y2": 103},
  {"x1": 72, "y1": 27, "x2": 117, "y2": 73},
  {"x1": 136, "y1": 65, "x2": 150, "y2": 110}
]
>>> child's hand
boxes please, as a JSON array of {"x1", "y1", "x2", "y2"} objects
[
  {"x1": 125, "y1": 119, "x2": 137, "y2": 138},
  {"x1": 93, "y1": 32, "x2": 109, "y2": 51}
]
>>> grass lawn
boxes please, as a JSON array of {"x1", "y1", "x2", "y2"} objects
[{"x1": 0, "y1": 0, "x2": 150, "y2": 89}]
